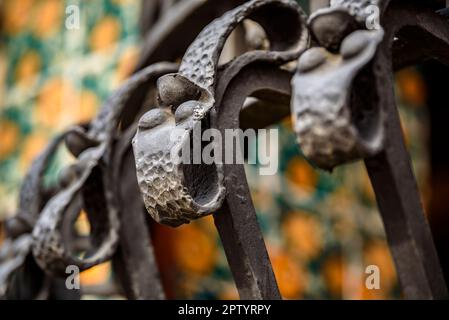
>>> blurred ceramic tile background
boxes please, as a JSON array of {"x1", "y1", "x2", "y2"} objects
[{"x1": 0, "y1": 0, "x2": 431, "y2": 299}]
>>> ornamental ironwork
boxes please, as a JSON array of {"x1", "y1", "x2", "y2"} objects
[{"x1": 1, "y1": 0, "x2": 449, "y2": 300}]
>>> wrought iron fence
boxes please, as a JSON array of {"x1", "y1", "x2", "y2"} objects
[{"x1": 1, "y1": 0, "x2": 449, "y2": 300}]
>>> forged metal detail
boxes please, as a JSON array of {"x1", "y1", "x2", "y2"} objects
[
  {"x1": 177, "y1": 0, "x2": 309, "y2": 91},
  {"x1": 330, "y1": 0, "x2": 379, "y2": 23},
  {"x1": 292, "y1": 0, "x2": 385, "y2": 171},
  {"x1": 0, "y1": 235, "x2": 33, "y2": 298},
  {"x1": 31, "y1": 63, "x2": 176, "y2": 275},
  {"x1": 2, "y1": 0, "x2": 448, "y2": 301},
  {"x1": 212, "y1": 62, "x2": 294, "y2": 299},
  {"x1": 133, "y1": 0, "x2": 309, "y2": 227},
  {"x1": 297, "y1": 0, "x2": 449, "y2": 299},
  {"x1": 308, "y1": 0, "x2": 379, "y2": 52},
  {"x1": 111, "y1": 124, "x2": 167, "y2": 299},
  {"x1": 361, "y1": 1, "x2": 449, "y2": 299},
  {"x1": 133, "y1": 108, "x2": 202, "y2": 227},
  {"x1": 5, "y1": 132, "x2": 69, "y2": 239},
  {"x1": 291, "y1": 28, "x2": 384, "y2": 171},
  {"x1": 0, "y1": 132, "x2": 71, "y2": 298},
  {"x1": 136, "y1": 0, "x2": 247, "y2": 72}
]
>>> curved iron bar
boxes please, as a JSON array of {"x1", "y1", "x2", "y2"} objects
[
  {"x1": 108, "y1": 62, "x2": 177, "y2": 299},
  {"x1": 363, "y1": 0, "x2": 449, "y2": 299},
  {"x1": 0, "y1": 131, "x2": 80, "y2": 299},
  {"x1": 211, "y1": 60, "x2": 293, "y2": 299},
  {"x1": 7, "y1": 132, "x2": 72, "y2": 238},
  {"x1": 2, "y1": 0, "x2": 448, "y2": 301},
  {"x1": 391, "y1": 2, "x2": 449, "y2": 69},
  {"x1": 123, "y1": 0, "x2": 248, "y2": 128},
  {"x1": 292, "y1": 0, "x2": 449, "y2": 299},
  {"x1": 133, "y1": 0, "x2": 309, "y2": 227},
  {"x1": 136, "y1": 0, "x2": 247, "y2": 71},
  {"x1": 30, "y1": 63, "x2": 176, "y2": 277}
]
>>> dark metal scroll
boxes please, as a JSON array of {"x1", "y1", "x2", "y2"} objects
[
  {"x1": 133, "y1": 0, "x2": 309, "y2": 227},
  {"x1": 0, "y1": 131, "x2": 79, "y2": 299},
  {"x1": 363, "y1": 0, "x2": 449, "y2": 299},
  {"x1": 292, "y1": 0, "x2": 449, "y2": 299},
  {"x1": 2, "y1": 0, "x2": 449, "y2": 301},
  {"x1": 30, "y1": 63, "x2": 176, "y2": 277},
  {"x1": 123, "y1": 0, "x2": 248, "y2": 128},
  {"x1": 136, "y1": 0, "x2": 247, "y2": 70},
  {"x1": 132, "y1": 0, "x2": 310, "y2": 299}
]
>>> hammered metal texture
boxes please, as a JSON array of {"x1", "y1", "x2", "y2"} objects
[{"x1": 134, "y1": 0, "x2": 309, "y2": 227}]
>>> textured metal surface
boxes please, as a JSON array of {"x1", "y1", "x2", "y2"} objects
[
  {"x1": 363, "y1": 0, "x2": 449, "y2": 299},
  {"x1": 293, "y1": 0, "x2": 449, "y2": 299},
  {"x1": 135, "y1": 0, "x2": 247, "y2": 72},
  {"x1": 329, "y1": 0, "x2": 379, "y2": 22},
  {"x1": 31, "y1": 63, "x2": 175, "y2": 276},
  {"x1": 133, "y1": 0, "x2": 309, "y2": 227},
  {"x1": 291, "y1": 28, "x2": 384, "y2": 170},
  {"x1": 212, "y1": 61, "x2": 293, "y2": 299},
  {"x1": 0, "y1": 235, "x2": 33, "y2": 298},
  {"x1": 0, "y1": 132, "x2": 77, "y2": 299},
  {"x1": 177, "y1": 0, "x2": 309, "y2": 91},
  {"x1": 111, "y1": 124, "x2": 168, "y2": 300},
  {"x1": 105, "y1": 63, "x2": 178, "y2": 299}
]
